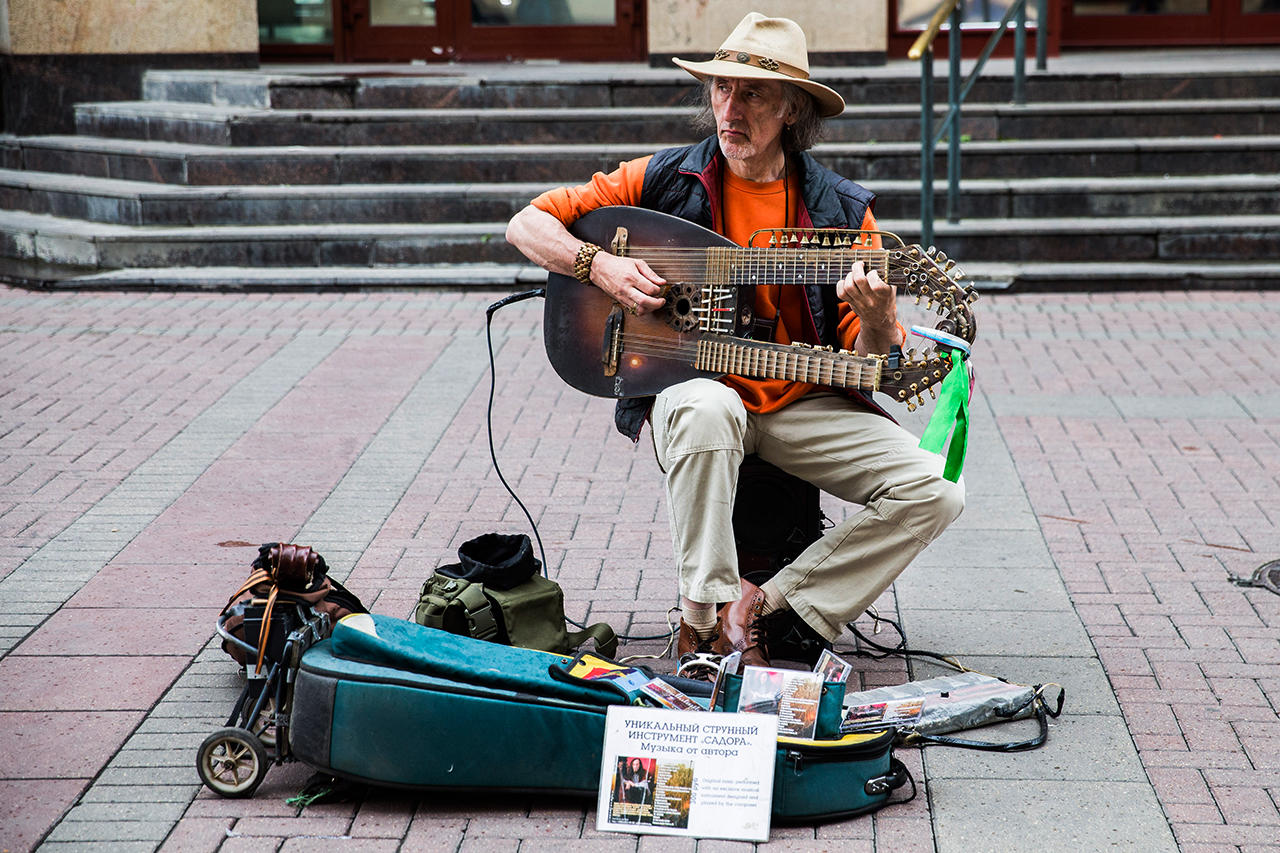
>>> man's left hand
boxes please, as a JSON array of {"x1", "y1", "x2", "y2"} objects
[{"x1": 838, "y1": 261, "x2": 903, "y2": 355}]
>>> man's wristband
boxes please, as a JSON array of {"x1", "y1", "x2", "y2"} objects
[{"x1": 573, "y1": 242, "x2": 602, "y2": 284}]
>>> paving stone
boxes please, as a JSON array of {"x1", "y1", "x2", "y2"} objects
[
  {"x1": 896, "y1": 608, "x2": 1095, "y2": 658},
  {"x1": 931, "y1": 779, "x2": 1177, "y2": 852},
  {"x1": 61, "y1": 800, "x2": 190, "y2": 823},
  {"x1": 0, "y1": 778, "x2": 87, "y2": 852},
  {"x1": 893, "y1": 566, "x2": 1073, "y2": 613},
  {"x1": 38, "y1": 843, "x2": 157, "y2": 853},
  {"x1": 43, "y1": 818, "x2": 174, "y2": 842},
  {"x1": 155, "y1": 815, "x2": 235, "y2": 853},
  {"x1": 0, "y1": 655, "x2": 187, "y2": 711}
]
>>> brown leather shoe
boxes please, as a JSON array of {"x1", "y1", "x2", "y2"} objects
[
  {"x1": 676, "y1": 617, "x2": 729, "y2": 681},
  {"x1": 718, "y1": 579, "x2": 770, "y2": 668},
  {"x1": 676, "y1": 617, "x2": 727, "y2": 658}
]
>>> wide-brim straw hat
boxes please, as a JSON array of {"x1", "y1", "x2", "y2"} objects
[{"x1": 673, "y1": 13, "x2": 845, "y2": 118}]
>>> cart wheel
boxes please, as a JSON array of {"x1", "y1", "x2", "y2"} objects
[{"x1": 197, "y1": 727, "x2": 269, "y2": 798}]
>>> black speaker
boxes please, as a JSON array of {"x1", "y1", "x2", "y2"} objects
[{"x1": 732, "y1": 455, "x2": 831, "y2": 664}]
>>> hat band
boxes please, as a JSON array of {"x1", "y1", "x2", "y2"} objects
[{"x1": 712, "y1": 49, "x2": 809, "y2": 81}]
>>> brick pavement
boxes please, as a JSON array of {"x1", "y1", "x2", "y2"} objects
[{"x1": 0, "y1": 286, "x2": 1277, "y2": 852}]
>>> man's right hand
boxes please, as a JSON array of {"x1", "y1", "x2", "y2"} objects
[
  {"x1": 505, "y1": 205, "x2": 666, "y2": 315},
  {"x1": 591, "y1": 252, "x2": 667, "y2": 316}
]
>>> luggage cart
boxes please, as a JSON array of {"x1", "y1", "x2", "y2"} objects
[{"x1": 197, "y1": 599, "x2": 330, "y2": 798}]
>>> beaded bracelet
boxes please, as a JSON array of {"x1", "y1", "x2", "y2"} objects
[{"x1": 573, "y1": 242, "x2": 602, "y2": 284}]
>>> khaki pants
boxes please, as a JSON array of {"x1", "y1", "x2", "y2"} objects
[{"x1": 651, "y1": 378, "x2": 965, "y2": 641}]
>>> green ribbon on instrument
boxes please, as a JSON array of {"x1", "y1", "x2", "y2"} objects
[{"x1": 919, "y1": 348, "x2": 969, "y2": 483}]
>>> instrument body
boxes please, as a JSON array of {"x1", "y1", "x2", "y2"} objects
[{"x1": 543, "y1": 207, "x2": 975, "y2": 408}]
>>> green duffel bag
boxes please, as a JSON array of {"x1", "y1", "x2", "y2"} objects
[{"x1": 414, "y1": 533, "x2": 617, "y2": 658}]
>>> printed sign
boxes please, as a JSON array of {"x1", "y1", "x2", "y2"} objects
[{"x1": 596, "y1": 705, "x2": 777, "y2": 841}]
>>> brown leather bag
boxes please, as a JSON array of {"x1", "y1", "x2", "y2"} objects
[{"x1": 220, "y1": 543, "x2": 366, "y2": 671}]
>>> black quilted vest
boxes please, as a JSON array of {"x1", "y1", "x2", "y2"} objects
[{"x1": 614, "y1": 136, "x2": 877, "y2": 441}]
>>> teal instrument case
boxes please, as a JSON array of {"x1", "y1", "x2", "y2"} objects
[
  {"x1": 291, "y1": 614, "x2": 619, "y2": 793},
  {"x1": 289, "y1": 614, "x2": 911, "y2": 819}
]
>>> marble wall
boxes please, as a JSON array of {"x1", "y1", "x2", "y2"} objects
[
  {"x1": 647, "y1": 0, "x2": 887, "y2": 61},
  {"x1": 4, "y1": 0, "x2": 258, "y2": 54}
]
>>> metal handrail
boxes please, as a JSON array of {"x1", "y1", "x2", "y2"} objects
[
  {"x1": 915, "y1": 0, "x2": 1049, "y2": 247},
  {"x1": 909, "y1": 0, "x2": 960, "y2": 61}
]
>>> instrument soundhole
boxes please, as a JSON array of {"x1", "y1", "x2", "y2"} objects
[{"x1": 665, "y1": 281, "x2": 702, "y2": 332}]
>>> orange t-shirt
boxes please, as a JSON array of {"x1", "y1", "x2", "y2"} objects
[{"x1": 532, "y1": 157, "x2": 882, "y2": 414}]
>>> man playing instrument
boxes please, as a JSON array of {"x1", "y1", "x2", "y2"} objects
[{"x1": 506, "y1": 12, "x2": 964, "y2": 674}]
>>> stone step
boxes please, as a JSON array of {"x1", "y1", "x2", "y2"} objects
[
  {"x1": 957, "y1": 260, "x2": 1280, "y2": 291},
  {"x1": 0, "y1": 210, "x2": 520, "y2": 269},
  {"x1": 7, "y1": 134, "x2": 1276, "y2": 186},
  {"x1": 930, "y1": 214, "x2": 1280, "y2": 267},
  {"x1": 0, "y1": 168, "x2": 550, "y2": 225},
  {"x1": 5, "y1": 208, "x2": 1278, "y2": 272},
  {"x1": 3, "y1": 167, "x2": 1275, "y2": 226},
  {"x1": 52, "y1": 263, "x2": 546, "y2": 290},
  {"x1": 140, "y1": 64, "x2": 1280, "y2": 110},
  {"x1": 71, "y1": 98, "x2": 1280, "y2": 147},
  {"x1": 30, "y1": 259, "x2": 1280, "y2": 294}
]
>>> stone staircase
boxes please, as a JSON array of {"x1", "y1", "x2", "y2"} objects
[{"x1": 1, "y1": 55, "x2": 1278, "y2": 291}]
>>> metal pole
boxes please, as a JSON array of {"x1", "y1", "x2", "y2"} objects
[
  {"x1": 1014, "y1": 0, "x2": 1027, "y2": 105},
  {"x1": 946, "y1": 3, "x2": 962, "y2": 225},
  {"x1": 921, "y1": 50, "x2": 935, "y2": 248},
  {"x1": 1036, "y1": 0, "x2": 1048, "y2": 71}
]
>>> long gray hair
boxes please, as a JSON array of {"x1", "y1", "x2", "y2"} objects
[{"x1": 689, "y1": 78, "x2": 825, "y2": 153}]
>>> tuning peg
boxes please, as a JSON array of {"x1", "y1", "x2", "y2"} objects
[
  {"x1": 768, "y1": 233, "x2": 777, "y2": 246},
  {"x1": 935, "y1": 251, "x2": 948, "y2": 263},
  {"x1": 928, "y1": 387, "x2": 937, "y2": 400},
  {"x1": 906, "y1": 400, "x2": 917, "y2": 412},
  {"x1": 926, "y1": 246, "x2": 937, "y2": 256}
]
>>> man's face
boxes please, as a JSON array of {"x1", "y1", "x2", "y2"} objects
[{"x1": 711, "y1": 77, "x2": 794, "y2": 167}]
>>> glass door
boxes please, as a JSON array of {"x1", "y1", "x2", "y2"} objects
[
  {"x1": 342, "y1": 0, "x2": 643, "y2": 61},
  {"x1": 259, "y1": 0, "x2": 336, "y2": 57}
]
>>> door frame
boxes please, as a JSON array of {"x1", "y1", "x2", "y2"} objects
[
  {"x1": 335, "y1": 0, "x2": 646, "y2": 62},
  {"x1": 886, "y1": 0, "x2": 1063, "y2": 59},
  {"x1": 1059, "y1": 0, "x2": 1280, "y2": 45}
]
